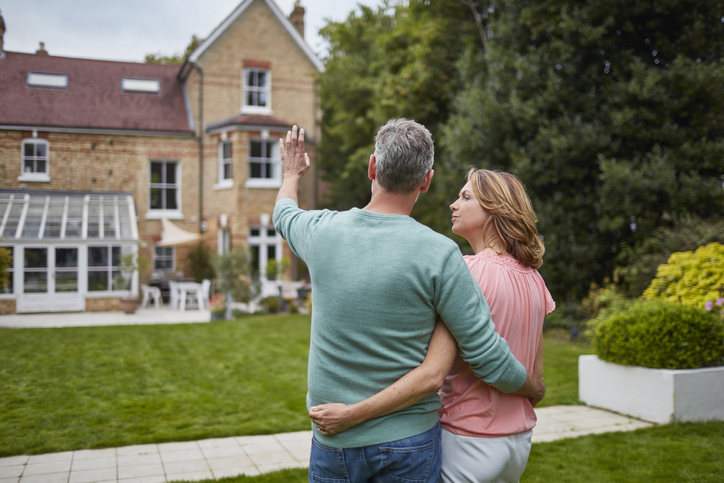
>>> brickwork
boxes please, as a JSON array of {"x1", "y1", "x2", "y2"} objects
[
  {"x1": 0, "y1": 299, "x2": 16, "y2": 315},
  {"x1": 85, "y1": 297, "x2": 121, "y2": 312}
]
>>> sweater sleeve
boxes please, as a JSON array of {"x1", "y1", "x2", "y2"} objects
[
  {"x1": 272, "y1": 198, "x2": 316, "y2": 260},
  {"x1": 434, "y1": 249, "x2": 527, "y2": 393}
]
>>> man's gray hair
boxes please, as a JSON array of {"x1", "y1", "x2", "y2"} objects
[{"x1": 373, "y1": 118, "x2": 434, "y2": 194}]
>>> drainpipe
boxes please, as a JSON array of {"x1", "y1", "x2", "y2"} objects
[{"x1": 189, "y1": 62, "x2": 204, "y2": 234}]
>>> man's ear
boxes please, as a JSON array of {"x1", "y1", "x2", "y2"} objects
[
  {"x1": 419, "y1": 169, "x2": 434, "y2": 193},
  {"x1": 368, "y1": 155, "x2": 376, "y2": 181}
]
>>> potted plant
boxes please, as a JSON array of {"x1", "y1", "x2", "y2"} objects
[
  {"x1": 579, "y1": 300, "x2": 724, "y2": 423},
  {"x1": 114, "y1": 252, "x2": 149, "y2": 314},
  {"x1": 209, "y1": 293, "x2": 227, "y2": 320},
  {"x1": 212, "y1": 248, "x2": 260, "y2": 319}
]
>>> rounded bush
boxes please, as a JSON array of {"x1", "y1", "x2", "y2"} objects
[{"x1": 594, "y1": 301, "x2": 724, "y2": 369}]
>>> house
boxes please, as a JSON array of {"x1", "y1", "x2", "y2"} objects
[{"x1": 0, "y1": 0, "x2": 322, "y2": 314}]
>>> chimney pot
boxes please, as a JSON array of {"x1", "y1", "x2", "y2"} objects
[
  {"x1": 36, "y1": 41, "x2": 48, "y2": 56},
  {"x1": 0, "y1": 9, "x2": 6, "y2": 56}
]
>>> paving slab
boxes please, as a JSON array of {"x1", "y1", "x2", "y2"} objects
[
  {"x1": 0, "y1": 408, "x2": 654, "y2": 482},
  {"x1": 0, "y1": 308, "x2": 210, "y2": 328}
]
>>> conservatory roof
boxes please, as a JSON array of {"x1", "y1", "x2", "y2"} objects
[{"x1": 0, "y1": 190, "x2": 138, "y2": 241}]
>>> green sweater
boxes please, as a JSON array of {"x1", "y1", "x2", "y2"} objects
[{"x1": 273, "y1": 199, "x2": 527, "y2": 448}]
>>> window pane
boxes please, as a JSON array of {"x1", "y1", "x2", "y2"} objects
[
  {"x1": 223, "y1": 163, "x2": 232, "y2": 180},
  {"x1": 112, "y1": 247, "x2": 121, "y2": 267},
  {"x1": 24, "y1": 248, "x2": 47, "y2": 268},
  {"x1": 257, "y1": 71, "x2": 266, "y2": 87},
  {"x1": 267, "y1": 228, "x2": 276, "y2": 237},
  {"x1": 87, "y1": 202, "x2": 100, "y2": 238},
  {"x1": 150, "y1": 188, "x2": 162, "y2": 209},
  {"x1": 36, "y1": 160, "x2": 46, "y2": 174},
  {"x1": 150, "y1": 162, "x2": 163, "y2": 184},
  {"x1": 56, "y1": 248, "x2": 78, "y2": 268},
  {"x1": 103, "y1": 201, "x2": 116, "y2": 238},
  {"x1": 249, "y1": 245, "x2": 260, "y2": 275},
  {"x1": 1, "y1": 247, "x2": 13, "y2": 294},
  {"x1": 247, "y1": 70, "x2": 256, "y2": 86},
  {"x1": 118, "y1": 202, "x2": 132, "y2": 238},
  {"x1": 247, "y1": 92, "x2": 256, "y2": 106},
  {"x1": 24, "y1": 143, "x2": 34, "y2": 157},
  {"x1": 88, "y1": 271, "x2": 108, "y2": 291},
  {"x1": 65, "y1": 198, "x2": 83, "y2": 238},
  {"x1": 166, "y1": 163, "x2": 177, "y2": 184},
  {"x1": 36, "y1": 143, "x2": 47, "y2": 157},
  {"x1": 44, "y1": 197, "x2": 65, "y2": 238},
  {"x1": 264, "y1": 162, "x2": 273, "y2": 179},
  {"x1": 88, "y1": 247, "x2": 108, "y2": 267},
  {"x1": 250, "y1": 162, "x2": 262, "y2": 179},
  {"x1": 55, "y1": 271, "x2": 78, "y2": 292},
  {"x1": 250, "y1": 141, "x2": 262, "y2": 158},
  {"x1": 24, "y1": 271, "x2": 47, "y2": 293},
  {"x1": 267, "y1": 245, "x2": 276, "y2": 260},
  {"x1": 223, "y1": 142, "x2": 232, "y2": 158},
  {"x1": 165, "y1": 188, "x2": 177, "y2": 210},
  {"x1": 258, "y1": 92, "x2": 266, "y2": 106},
  {"x1": 250, "y1": 228, "x2": 260, "y2": 237},
  {"x1": 24, "y1": 160, "x2": 34, "y2": 173}
]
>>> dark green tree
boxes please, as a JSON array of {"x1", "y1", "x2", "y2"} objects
[
  {"x1": 145, "y1": 35, "x2": 202, "y2": 64},
  {"x1": 442, "y1": 0, "x2": 724, "y2": 300}
]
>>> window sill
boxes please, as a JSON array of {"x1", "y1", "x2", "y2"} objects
[
  {"x1": 18, "y1": 174, "x2": 50, "y2": 183},
  {"x1": 145, "y1": 210, "x2": 183, "y2": 220},
  {"x1": 241, "y1": 106, "x2": 273, "y2": 116},
  {"x1": 245, "y1": 179, "x2": 281, "y2": 189},
  {"x1": 214, "y1": 180, "x2": 234, "y2": 190}
]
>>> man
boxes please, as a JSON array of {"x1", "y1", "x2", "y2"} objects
[{"x1": 273, "y1": 120, "x2": 544, "y2": 482}]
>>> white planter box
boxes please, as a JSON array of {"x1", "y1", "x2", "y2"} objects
[{"x1": 579, "y1": 355, "x2": 724, "y2": 424}]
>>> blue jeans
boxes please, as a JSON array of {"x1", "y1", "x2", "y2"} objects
[{"x1": 309, "y1": 422, "x2": 441, "y2": 482}]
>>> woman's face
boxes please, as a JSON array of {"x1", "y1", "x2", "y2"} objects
[{"x1": 450, "y1": 181, "x2": 490, "y2": 241}]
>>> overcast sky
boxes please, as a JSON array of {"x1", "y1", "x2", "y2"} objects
[{"x1": 0, "y1": 0, "x2": 388, "y2": 62}]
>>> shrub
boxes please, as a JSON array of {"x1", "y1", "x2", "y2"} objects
[
  {"x1": 259, "y1": 296, "x2": 281, "y2": 314},
  {"x1": 643, "y1": 242, "x2": 724, "y2": 309},
  {"x1": 594, "y1": 301, "x2": 724, "y2": 369}
]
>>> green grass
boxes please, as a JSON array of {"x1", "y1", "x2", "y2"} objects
[
  {"x1": 203, "y1": 421, "x2": 724, "y2": 483},
  {"x1": 0, "y1": 318, "x2": 589, "y2": 457},
  {"x1": 0, "y1": 315, "x2": 312, "y2": 456},
  {"x1": 537, "y1": 333, "x2": 593, "y2": 407}
]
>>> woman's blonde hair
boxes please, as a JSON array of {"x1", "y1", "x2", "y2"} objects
[{"x1": 467, "y1": 168, "x2": 545, "y2": 269}]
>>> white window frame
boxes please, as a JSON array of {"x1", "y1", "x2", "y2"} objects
[
  {"x1": 248, "y1": 225, "x2": 281, "y2": 279},
  {"x1": 19, "y1": 139, "x2": 51, "y2": 182},
  {"x1": 86, "y1": 244, "x2": 135, "y2": 294},
  {"x1": 153, "y1": 245, "x2": 176, "y2": 273},
  {"x1": 146, "y1": 160, "x2": 182, "y2": 219},
  {"x1": 215, "y1": 140, "x2": 234, "y2": 190},
  {"x1": 241, "y1": 67, "x2": 272, "y2": 115},
  {"x1": 246, "y1": 135, "x2": 281, "y2": 189}
]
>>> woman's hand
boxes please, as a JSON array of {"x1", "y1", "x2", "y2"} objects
[{"x1": 309, "y1": 403, "x2": 358, "y2": 436}]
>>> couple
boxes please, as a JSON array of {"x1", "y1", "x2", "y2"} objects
[{"x1": 273, "y1": 119, "x2": 554, "y2": 483}]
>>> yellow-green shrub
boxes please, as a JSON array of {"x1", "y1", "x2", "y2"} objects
[
  {"x1": 594, "y1": 301, "x2": 724, "y2": 369},
  {"x1": 643, "y1": 242, "x2": 724, "y2": 309}
]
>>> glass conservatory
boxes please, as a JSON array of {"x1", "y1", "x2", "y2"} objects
[{"x1": 0, "y1": 190, "x2": 139, "y2": 313}]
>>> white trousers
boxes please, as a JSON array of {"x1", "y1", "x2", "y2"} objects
[{"x1": 440, "y1": 428, "x2": 533, "y2": 483}]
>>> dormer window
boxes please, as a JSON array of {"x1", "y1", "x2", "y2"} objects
[
  {"x1": 27, "y1": 72, "x2": 68, "y2": 89},
  {"x1": 242, "y1": 62, "x2": 271, "y2": 114},
  {"x1": 122, "y1": 78, "x2": 160, "y2": 93}
]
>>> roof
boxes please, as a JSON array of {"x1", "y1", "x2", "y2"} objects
[
  {"x1": 187, "y1": 0, "x2": 324, "y2": 72},
  {"x1": 206, "y1": 114, "x2": 291, "y2": 132},
  {"x1": 0, "y1": 52, "x2": 194, "y2": 134}
]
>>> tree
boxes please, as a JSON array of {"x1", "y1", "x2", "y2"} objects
[
  {"x1": 317, "y1": 0, "x2": 478, "y2": 235},
  {"x1": 145, "y1": 35, "x2": 202, "y2": 64},
  {"x1": 441, "y1": 0, "x2": 724, "y2": 300}
]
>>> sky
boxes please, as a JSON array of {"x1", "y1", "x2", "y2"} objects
[{"x1": 0, "y1": 0, "x2": 388, "y2": 62}]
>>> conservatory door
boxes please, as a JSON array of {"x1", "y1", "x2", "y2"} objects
[{"x1": 16, "y1": 246, "x2": 84, "y2": 313}]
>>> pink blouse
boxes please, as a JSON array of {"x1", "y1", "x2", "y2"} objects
[{"x1": 439, "y1": 250, "x2": 555, "y2": 437}]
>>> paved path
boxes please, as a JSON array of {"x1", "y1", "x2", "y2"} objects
[
  {"x1": 0, "y1": 406, "x2": 652, "y2": 483},
  {"x1": 0, "y1": 308, "x2": 211, "y2": 328}
]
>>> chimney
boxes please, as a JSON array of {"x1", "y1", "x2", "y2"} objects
[
  {"x1": 36, "y1": 41, "x2": 48, "y2": 56},
  {"x1": 0, "y1": 9, "x2": 6, "y2": 57},
  {"x1": 289, "y1": 1, "x2": 305, "y2": 39}
]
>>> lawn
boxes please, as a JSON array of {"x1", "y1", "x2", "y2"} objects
[
  {"x1": 0, "y1": 315, "x2": 312, "y2": 457},
  {"x1": 0, "y1": 316, "x2": 589, "y2": 457},
  {"x1": 201, "y1": 421, "x2": 724, "y2": 483}
]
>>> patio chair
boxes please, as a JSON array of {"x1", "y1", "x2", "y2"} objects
[
  {"x1": 168, "y1": 280, "x2": 180, "y2": 310},
  {"x1": 140, "y1": 284, "x2": 161, "y2": 309}
]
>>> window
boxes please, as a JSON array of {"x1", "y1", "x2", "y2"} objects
[
  {"x1": 27, "y1": 72, "x2": 68, "y2": 89},
  {"x1": 217, "y1": 141, "x2": 233, "y2": 187},
  {"x1": 248, "y1": 226, "x2": 281, "y2": 280},
  {"x1": 20, "y1": 139, "x2": 50, "y2": 182},
  {"x1": 154, "y1": 246, "x2": 175, "y2": 272},
  {"x1": 88, "y1": 245, "x2": 133, "y2": 291},
  {"x1": 122, "y1": 78, "x2": 160, "y2": 93},
  {"x1": 247, "y1": 140, "x2": 280, "y2": 188},
  {"x1": 242, "y1": 68, "x2": 270, "y2": 113},
  {"x1": 1, "y1": 246, "x2": 13, "y2": 294},
  {"x1": 149, "y1": 161, "x2": 179, "y2": 212}
]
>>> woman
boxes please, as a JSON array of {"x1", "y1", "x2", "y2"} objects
[{"x1": 310, "y1": 168, "x2": 555, "y2": 483}]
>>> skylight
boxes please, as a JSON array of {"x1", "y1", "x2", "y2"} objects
[
  {"x1": 27, "y1": 72, "x2": 69, "y2": 88},
  {"x1": 121, "y1": 78, "x2": 160, "y2": 93}
]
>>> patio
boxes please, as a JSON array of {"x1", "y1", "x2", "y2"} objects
[{"x1": 0, "y1": 307, "x2": 211, "y2": 328}]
